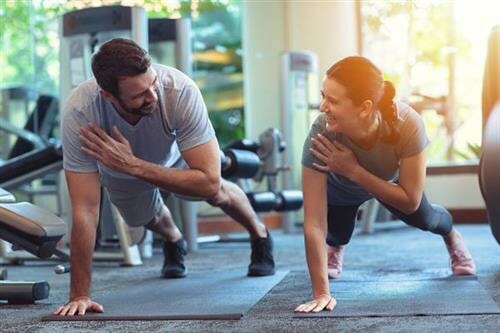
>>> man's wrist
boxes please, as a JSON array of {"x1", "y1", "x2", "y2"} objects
[
  {"x1": 127, "y1": 157, "x2": 144, "y2": 177},
  {"x1": 70, "y1": 295, "x2": 90, "y2": 302}
]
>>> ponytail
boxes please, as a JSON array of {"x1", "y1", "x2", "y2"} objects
[
  {"x1": 379, "y1": 81, "x2": 400, "y2": 143},
  {"x1": 326, "y1": 57, "x2": 401, "y2": 144}
]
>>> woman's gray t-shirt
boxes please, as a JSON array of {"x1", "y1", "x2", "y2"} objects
[{"x1": 301, "y1": 101, "x2": 429, "y2": 205}]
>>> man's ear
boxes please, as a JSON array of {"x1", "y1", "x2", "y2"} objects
[
  {"x1": 100, "y1": 89, "x2": 116, "y2": 102},
  {"x1": 359, "y1": 99, "x2": 374, "y2": 119}
]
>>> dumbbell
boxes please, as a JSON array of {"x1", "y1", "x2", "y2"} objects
[
  {"x1": 221, "y1": 149, "x2": 261, "y2": 179},
  {"x1": 246, "y1": 190, "x2": 303, "y2": 212}
]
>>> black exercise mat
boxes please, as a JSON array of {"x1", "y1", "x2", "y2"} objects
[
  {"x1": 295, "y1": 275, "x2": 500, "y2": 318},
  {"x1": 43, "y1": 270, "x2": 288, "y2": 321}
]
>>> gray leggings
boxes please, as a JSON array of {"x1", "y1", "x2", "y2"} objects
[{"x1": 326, "y1": 193, "x2": 453, "y2": 246}]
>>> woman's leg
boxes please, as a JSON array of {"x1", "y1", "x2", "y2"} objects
[
  {"x1": 378, "y1": 193, "x2": 452, "y2": 236},
  {"x1": 325, "y1": 204, "x2": 360, "y2": 279},
  {"x1": 326, "y1": 204, "x2": 361, "y2": 246},
  {"x1": 379, "y1": 193, "x2": 475, "y2": 275}
]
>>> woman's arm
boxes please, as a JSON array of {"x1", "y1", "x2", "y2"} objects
[
  {"x1": 311, "y1": 134, "x2": 426, "y2": 214},
  {"x1": 350, "y1": 151, "x2": 426, "y2": 214},
  {"x1": 295, "y1": 166, "x2": 336, "y2": 313}
]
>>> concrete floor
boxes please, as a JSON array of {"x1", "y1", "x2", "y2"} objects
[{"x1": 0, "y1": 223, "x2": 499, "y2": 332}]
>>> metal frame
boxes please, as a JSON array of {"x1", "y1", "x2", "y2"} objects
[{"x1": 280, "y1": 51, "x2": 318, "y2": 233}]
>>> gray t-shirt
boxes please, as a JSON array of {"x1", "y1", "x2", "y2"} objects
[
  {"x1": 62, "y1": 64, "x2": 215, "y2": 184},
  {"x1": 302, "y1": 101, "x2": 429, "y2": 205}
]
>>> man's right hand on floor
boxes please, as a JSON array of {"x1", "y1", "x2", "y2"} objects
[{"x1": 54, "y1": 296, "x2": 104, "y2": 316}]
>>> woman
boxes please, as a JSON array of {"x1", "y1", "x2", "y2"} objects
[{"x1": 295, "y1": 56, "x2": 476, "y2": 313}]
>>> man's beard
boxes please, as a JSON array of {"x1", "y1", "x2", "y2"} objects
[{"x1": 117, "y1": 97, "x2": 158, "y2": 117}]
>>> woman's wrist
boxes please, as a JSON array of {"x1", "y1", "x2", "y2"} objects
[
  {"x1": 347, "y1": 164, "x2": 364, "y2": 183},
  {"x1": 313, "y1": 291, "x2": 331, "y2": 299}
]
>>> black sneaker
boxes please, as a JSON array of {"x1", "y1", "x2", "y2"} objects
[
  {"x1": 161, "y1": 239, "x2": 187, "y2": 278},
  {"x1": 247, "y1": 231, "x2": 275, "y2": 276}
]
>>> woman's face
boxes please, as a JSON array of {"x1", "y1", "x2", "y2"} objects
[{"x1": 320, "y1": 77, "x2": 362, "y2": 134}]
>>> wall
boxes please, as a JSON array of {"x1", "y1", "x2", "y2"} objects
[
  {"x1": 425, "y1": 174, "x2": 485, "y2": 209},
  {"x1": 242, "y1": 0, "x2": 359, "y2": 140}
]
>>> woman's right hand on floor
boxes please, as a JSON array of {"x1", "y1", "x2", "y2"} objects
[
  {"x1": 53, "y1": 296, "x2": 104, "y2": 316},
  {"x1": 294, "y1": 294, "x2": 337, "y2": 313}
]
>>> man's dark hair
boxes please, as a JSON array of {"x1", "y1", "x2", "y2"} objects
[{"x1": 91, "y1": 38, "x2": 151, "y2": 97}]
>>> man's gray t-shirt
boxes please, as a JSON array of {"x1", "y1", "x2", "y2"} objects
[
  {"x1": 302, "y1": 101, "x2": 429, "y2": 205},
  {"x1": 62, "y1": 64, "x2": 215, "y2": 189}
]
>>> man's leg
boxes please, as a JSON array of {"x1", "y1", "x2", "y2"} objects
[
  {"x1": 103, "y1": 174, "x2": 188, "y2": 278},
  {"x1": 207, "y1": 179, "x2": 275, "y2": 276},
  {"x1": 207, "y1": 179, "x2": 266, "y2": 239},
  {"x1": 145, "y1": 204, "x2": 188, "y2": 278},
  {"x1": 145, "y1": 204, "x2": 182, "y2": 242}
]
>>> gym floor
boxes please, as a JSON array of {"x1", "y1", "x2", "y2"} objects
[{"x1": 1, "y1": 223, "x2": 498, "y2": 333}]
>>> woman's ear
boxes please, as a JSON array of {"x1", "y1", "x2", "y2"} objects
[{"x1": 359, "y1": 99, "x2": 374, "y2": 119}]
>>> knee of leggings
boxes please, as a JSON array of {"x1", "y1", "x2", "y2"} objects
[{"x1": 430, "y1": 204, "x2": 453, "y2": 235}]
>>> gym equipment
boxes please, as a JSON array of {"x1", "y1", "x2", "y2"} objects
[
  {"x1": 221, "y1": 149, "x2": 261, "y2": 179},
  {"x1": 42, "y1": 270, "x2": 288, "y2": 321},
  {"x1": 0, "y1": 143, "x2": 62, "y2": 190},
  {"x1": 0, "y1": 86, "x2": 37, "y2": 156},
  {"x1": 280, "y1": 51, "x2": 320, "y2": 232},
  {"x1": 6, "y1": 95, "x2": 59, "y2": 159},
  {"x1": 0, "y1": 96, "x2": 62, "y2": 264},
  {"x1": 180, "y1": 128, "x2": 303, "y2": 251},
  {"x1": 246, "y1": 191, "x2": 303, "y2": 213},
  {"x1": 479, "y1": 24, "x2": 500, "y2": 245},
  {"x1": 59, "y1": 5, "x2": 148, "y2": 104},
  {"x1": 0, "y1": 188, "x2": 68, "y2": 304},
  {"x1": 222, "y1": 128, "x2": 303, "y2": 213},
  {"x1": 479, "y1": 103, "x2": 500, "y2": 244},
  {"x1": 148, "y1": 18, "x2": 192, "y2": 75}
]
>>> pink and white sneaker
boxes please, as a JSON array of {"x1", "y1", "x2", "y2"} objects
[
  {"x1": 327, "y1": 245, "x2": 345, "y2": 279},
  {"x1": 444, "y1": 230, "x2": 476, "y2": 275}
]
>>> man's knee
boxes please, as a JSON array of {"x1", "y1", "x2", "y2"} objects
[
  {"x1": 145, "y1": 205, "x2": 173, "y2": 230},
  {"x1": 206, "y1": 182, "x2": 230, "y2": 207}
]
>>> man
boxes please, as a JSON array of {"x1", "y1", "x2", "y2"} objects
[{"x1": 55, "y1": 38, "x2": 274, "y2": 316}]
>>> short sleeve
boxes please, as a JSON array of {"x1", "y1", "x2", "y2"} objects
[
  {"x1": 395, "y1": 106, "x2": 430, "y2": 158},
  {"x1": 302, "y1": 114, "x2": 334, "y2": 170},
  {"x1": 61, "y1": 104, "x2": 98, "y2": 173},
  {"x1": 173, "y1": 81, "x2": 216, "y2": 152}
]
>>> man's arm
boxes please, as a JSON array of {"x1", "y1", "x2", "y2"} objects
[
  {"x1": 80, "y1": 124, "x2": 221, "y2": 199},
  {"x1": 130, "y1": 138, "x2": 221, "y2": 198},
  {"x1": 54, "y1": 171, "x2": 104, "y2": 316}
]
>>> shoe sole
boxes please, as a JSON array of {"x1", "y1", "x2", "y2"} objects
[
  {"x1": 162, "y1": 268, "x2": 188, "y2": 279},
  {"x1": 247, "y1": 270, "x2": 276, "y2": 277}
]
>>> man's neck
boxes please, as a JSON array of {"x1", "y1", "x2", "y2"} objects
[{"x1": 112, "y1": 102, "x2": 142, "y2": 125}]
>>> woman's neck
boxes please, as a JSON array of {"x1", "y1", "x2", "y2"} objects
[{"x1": 349, "y1": 113, "x2": 381, "y2": 150}]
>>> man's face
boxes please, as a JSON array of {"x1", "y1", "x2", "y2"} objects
[{"x1": 115, "y1": 67, "x2": 159, "y2": 117}]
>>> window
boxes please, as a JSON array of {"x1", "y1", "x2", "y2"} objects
[
  {"x1": 0, "y1": 0, "x2": 244, "y2": 151},
  {"x1": 360, "y1": 0, "x2": 500, "y2": 163}
]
